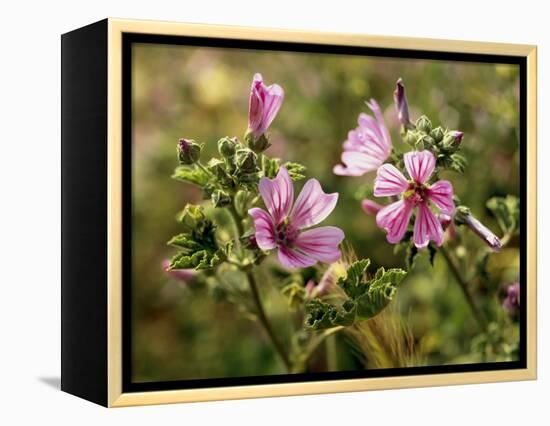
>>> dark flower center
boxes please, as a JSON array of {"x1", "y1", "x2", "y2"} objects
[
  {"x1": 275, "y1": 221, "x2": 299, "y2": 246},
  {"x1": 404, "y1": 182, "x2": 428, "y2": 206}
]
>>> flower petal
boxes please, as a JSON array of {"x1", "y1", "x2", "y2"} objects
[
  {"x1": 376, "y1": 199, "x2": 413, "y2": 244},
  {"x1": 413, "y1": 202, "x2": 444, "y2": 248},
  {"x1": 248, "y1": 74, "x2": 264, "y2": 134},
  {"x1": 277, "y1": 246, "x2": 317, "y2": 268},
  {"x1": 427, "y1": 180, "x2": 454, "y2": 215},
  {"x1": 404, "y1": 150, "x2": 436, "y2": 184},
  {"x1": 258, "y1": 166, "x2": 294, "y2": 225},
  {"x1": 248, "y1": 207, "x2": 277, "y2": 250},
  {"x1": 293, "y1": 226, "x2": 345, "y2": 263},
  {"x1": 373, "y1": 164, "x2": 409, "y2": 197},
  {"x1": 340, "y1": 151, "x2": 383, "y2": 174},
  {"x1": 365, "y1": 99, "x2": 392, "y2": 153},
  {"x1": 289, "y1": 179, "x2": 338, "y2": 229},
  {"x1": 261, "y1": 83, "x2": 284, "y2": 131},
  {"x1": 333, "y1": 163, "x2": 366, "y2": 176}
]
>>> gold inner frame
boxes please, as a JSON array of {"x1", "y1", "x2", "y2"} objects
[{"x1": 106, "y1": 18, "x2": 537, "y2": 407}]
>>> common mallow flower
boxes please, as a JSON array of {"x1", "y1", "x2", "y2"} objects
[
  {"x1": 249, "y1": 167, "x2": 344, "y2": 268},
  {"x1": 247, "y1": 73, "x2": 284, "y2": 139},
  {"x1": 333, "y1": 100, "x2": 392, "y2": 176},
  {"x1": 374, "y1": 150, "x2": 454, "y2": 248}
]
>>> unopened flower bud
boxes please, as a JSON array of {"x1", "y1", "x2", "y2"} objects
[
  {"x1": 208, "y1": 159, "x2": 233, "y2": 187},
  {"x1": 218, "y1": 136, "x2": 238, "y2": 158},
  {"x1": 393, "y1": 78, "x2": 411, "y2": 126},
  {"x1": 442, "y1": 130, "x2": 464, "y2": 150},
  {"x1": 455, "y1": 206, "x2": 502, "y2": 251},
  {"x1": 235, "y1": 148, "x2": 258, "y2": 172},
  {"x1": 430, "y1": 126, "x2": 445, "y2": 143},
  {"x1": 416, "y1": 115, "x2": 432, "y2": 134},
  {"x1": 177, "y1": 138, "x2": 201, "y2": 164},
  {"x1": 211, "y1": 189, "x2": 232, "y2": 208}
]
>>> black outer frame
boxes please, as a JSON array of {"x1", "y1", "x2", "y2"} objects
[
  {"x1": 61, "y1": 19, "x2": 109, "y2": 406},
  {"x1": 121, "y1": 35, "x2": 527, "y2": 392},
  {"x1": 60, "y1": 20, "x2": 528, "y2": 407}
]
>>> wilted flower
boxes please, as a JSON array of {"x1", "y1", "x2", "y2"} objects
[
  {"x1": 374, "y1": 150, "x2": 455, "y2": 248},
  {"x1": 393, "y1": 78, "x2": 411, "y2": 126},
  {"x1": 161, "y1": 259, "x2": 195, "y2": 284},
  {"x1": 249, "y1": 166, "x2": 344, "y2": 268},
  {"x1": 454, "y1": 206, "x2": 502, "y2": 251},
  {"x1": 361, "y1": 199, "x2": 383, "y2": 216},
  {"x1": 502, "y1": 282, "x2": 520, "y2": 315},
  {"x1": 247, "y1": 73, "x2": 284, "y2": 139},
  {"x1": 333, "y1": 100, "x2": 392, "y2": 176}
]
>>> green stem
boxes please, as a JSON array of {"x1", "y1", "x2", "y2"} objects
[
  {"x1": 439, "y1": 246, "x2": 487, "y2": 331},
  {"x1": 196, "y1": 161, "x2": 212, "y2": 177},
  {"x1": 246, "y1": 270, "x2": 292, "y2": 371},
  {"x1": 226, "y1": 198, "x2": 291, "y2": 371}
]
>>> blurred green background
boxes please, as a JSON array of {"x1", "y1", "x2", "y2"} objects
[{"x1": 131, "y1": 43, "x2": 520, "y2": 383}]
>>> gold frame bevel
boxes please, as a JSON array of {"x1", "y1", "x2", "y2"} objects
[{"x1": 106, "y1": 18, "x2": 537, "y2": 407}]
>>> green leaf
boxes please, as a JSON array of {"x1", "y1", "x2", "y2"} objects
[
  {"x1": 261, "y1": 156, "x2": 281, "y2": 179},
  {"x1": 486, "y1": 195, "x2": 520, "y2": 235},
  {"x1": 355, "y1": 267, "x2": 405, "y2": 319},
  {"x1": 304, "y1": 259, "x2": 406, "y2": 330},
  {"x1": 284, "y1": 162, "x2": 307, "y2": 181},
  {"x1": 169, "y1": 249, "x2": 222, "y2": 270},
  {"x1": 168, "y1": 206, "x2": 222, "y2": 271},
  {"x1": 172, "y1": 165, "x2": 209, "y2": 186}
]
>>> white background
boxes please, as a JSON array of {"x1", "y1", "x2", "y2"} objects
[{"x1": 0, "y1": 0, "x2": 547, "y2": 424}]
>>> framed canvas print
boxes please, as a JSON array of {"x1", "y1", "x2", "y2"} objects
[{"x1": 61, "y1": 18, "x2": 537, "y2": 407}]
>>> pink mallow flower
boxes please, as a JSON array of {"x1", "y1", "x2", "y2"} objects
[
  {"x1": 333, "y1": 100, "x2": 392, "y2": 176},
  {"x1": 249, "y1": 166, "x2": 345, "y2": 268},
  {"x1": 247, "y1": 73, "x2": 284, "y2": 138},
  {"x1": 374, "y1": 150, "x2": 454, "y2": 248}
]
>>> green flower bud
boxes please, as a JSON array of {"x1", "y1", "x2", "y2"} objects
[
  {"x1": 415, "y1": 115, "x2": 432, "y2": 134},
  {"x1": 217, "y1": 136, "x2": 238, "y2": 158},
  {"x1": 207, "y1": 158, "x2": 233, "y2": 187},
  {"x1": 177, "y1": 204, "x2": 206, "y2": 230},
  {"x1": 246, "y1": 132, "x2": 271, "y2": 153},
  {"x1": 421, "y1": 135, "x2": 435, "y2": 148},
  {"x1": 211, "y1": 190, "x2": 232, "y2": 208},
  {"x1": 403, "y1": 130, "x2": 418, "y2": 146},
  {"x1": 177, "y1": 138, "x2": 201, "y2": 164},
  {"x1": 430, "y1": 126, "x2": 445, "y2": 143},
  {"x1": 235, "y1": 148, "x2": 258, "y2": 172}
]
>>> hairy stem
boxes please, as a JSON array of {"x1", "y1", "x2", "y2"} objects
[
  {"x1": 226, "y1": 199, "x2": 291, "y2": 371},
  {"x1": 439, "y1": 246, "x2": 487, "y2": 331}
]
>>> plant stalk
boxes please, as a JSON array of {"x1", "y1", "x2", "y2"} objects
[
  {"x1": 439, "y1": 246, "x2": 487, "y2": 331},
  {"x1": 227, "y1": 199, "x2": 291, "y2": 371},
  {"x1": 246, "y1": 270, "x2": 292, "y2": 371}
]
